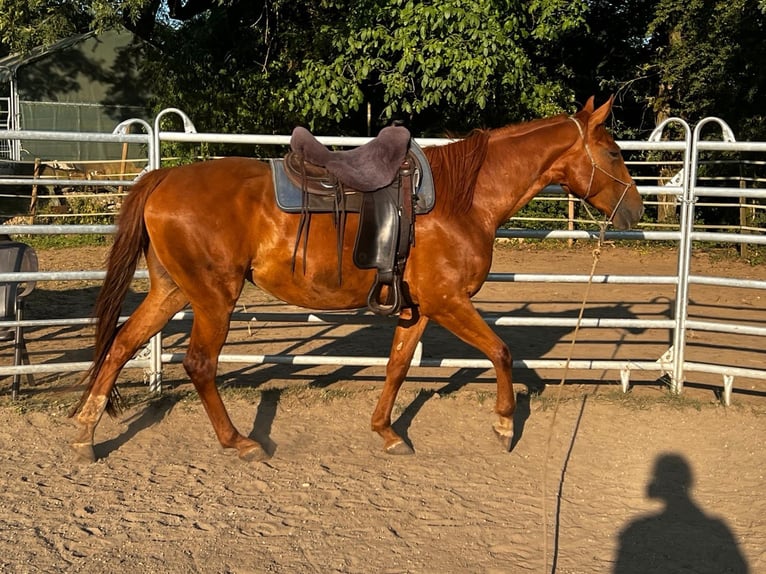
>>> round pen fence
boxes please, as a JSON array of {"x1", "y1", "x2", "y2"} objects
[{"x1": 1, "y1": 109, "x2": 764, "y2": 405}]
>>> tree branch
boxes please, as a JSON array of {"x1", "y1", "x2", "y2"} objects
[{"x1": 168, "y1": 0, "x2": 221, "y2": 21}]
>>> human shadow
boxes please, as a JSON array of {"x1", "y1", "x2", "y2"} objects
[{"x1": 614, "y1": 453, "x2": 749, "y2": 574}]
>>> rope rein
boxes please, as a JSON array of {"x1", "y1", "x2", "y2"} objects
[
  {"x1": 542, "y1": 117, "x2": 630, "y2": 573},
  {"x1": 542, "y1": 229, "x2": 603, "y2": 574}
]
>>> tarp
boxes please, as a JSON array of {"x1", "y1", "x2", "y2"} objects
[{"x1": 1, "y1": 30, "x2": 152, "y2": 161}]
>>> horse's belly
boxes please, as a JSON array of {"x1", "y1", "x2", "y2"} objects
[
  {"x1": 253, "y1": 273, "x2": 375, "y2": 311},
  {"x1": 250, "y1": 243, "x2": 378, "y2": 311}
]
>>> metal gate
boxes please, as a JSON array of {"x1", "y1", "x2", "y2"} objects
[{"x1": 1, "y1": 109, "x2": 764, "y2": 404}]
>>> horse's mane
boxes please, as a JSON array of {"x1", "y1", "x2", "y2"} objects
[
  {"x1": 422, "y1": 114, "x2": 571, "y2": 214},
  {"x1": 424, "y1": 129, "x2": 490, "y2": 215},
  {"x1": 491, "y1": 113, "x2": 569, "y2": 138}
]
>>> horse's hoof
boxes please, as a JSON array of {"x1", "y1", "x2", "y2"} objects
[
  {"x1": 238, "y1": 444, "x2": 270, "y2": 463},
  {"x1": 384, "y1": 439, "x2": 414, "y2": 455},
  {"x1": 492, "y1": 420, "x2": 514, "y2": 452},
  {"x1": 70, "y1": 441, "x2": 97, "y2": 463}
]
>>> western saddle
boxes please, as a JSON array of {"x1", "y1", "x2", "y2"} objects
[{"x1": 275, "y1": 125, "x2": 433, "y2": 315}]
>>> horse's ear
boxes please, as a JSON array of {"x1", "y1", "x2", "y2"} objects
[
  {"x1": 589, "y1": 95, "x2": 614, "y2": 128},
  {"x1": 582, "y1": 96, "x2": 596, "y2": 114}
]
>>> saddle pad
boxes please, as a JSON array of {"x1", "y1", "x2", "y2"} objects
[
  {"x1": 271, "y1": 139, "x2": 435, "y2": 215},
  {"x1": 409, "y1": 140, "x2": 435, "y2": 214},
  {"x1": 270, "y1": 158, "x2": 362, "y2": 213}
]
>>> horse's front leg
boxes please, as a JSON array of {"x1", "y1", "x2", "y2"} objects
[
  {"x1": 371, "y1": 307, "x2": 429, "y2": 454},
  {"x1": 428, "y1": 299, "x2": 516, "y2": 450}
]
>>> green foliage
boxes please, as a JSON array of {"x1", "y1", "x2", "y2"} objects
[
  {"x1": 647, "y1": 0, "x2": 766, "y2": 139},
  {"x1": 134, "y1": 1, "x2": 316, "y2": 144},
  {"x1": 1, "y1": 0, "x2": 765, "y2": 142},
  {"x1": 509, "y1": 195, "x2": 571, "y2": 230},
  {"x1": 0, "y1": 0, "x2": 90, "y2": 52},
  {"x1": 17, "y1": 233, "x2": 109, "y2": 250},
  {"x1": 287, "y1": 0, "x2": 587, "y2": 133},
  {"x1": 546, "y1": 0, "x2": 659, "y2": 139},
  {"x1": 32, "y1": 191, "x2": 117, "y2": 226}
]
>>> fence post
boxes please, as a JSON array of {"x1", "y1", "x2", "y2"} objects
[
  {"x1": 739, "y1": 177, "x2": 750, "y2": 259},
  {"x1": 142, "y1": 109, "x2": 199, "y2": 392},
  {"x1": 671, "y1": 117, "x2": 737, "y2": 394},
  {"x1": 567, "y1": 194, "x2": 575, "y2": 247},
  {"x1": 649, "y1": 118, "x2": 693, "y2": 394}
]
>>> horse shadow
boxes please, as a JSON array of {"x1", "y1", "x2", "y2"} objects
[
  {"x1": 93, "y1": 393, "x2": 182, "y2": 459},
  {"x1": 613, "y1": 453, "x2": 749, "y2": 573},
  {"x1": 235, "y1": 301, "x2": 650, "y2": 455},
  {"x1": 0, "y1": 279, "x2": 150, "y2": 398},
  {"x1": 4, "y1": 287, "x2": 657, "y2": 459},
  {"x1": 0, "y1": 285, "x2": 184, "y2": 394}
]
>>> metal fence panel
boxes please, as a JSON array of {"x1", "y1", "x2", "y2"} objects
[{"x1": 1, "y1": 110, "x2": 764, "y2": 407}]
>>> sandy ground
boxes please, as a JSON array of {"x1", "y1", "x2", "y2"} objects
[{"x1": 0, "y1": 243, "x2": 764, "y2": 573}]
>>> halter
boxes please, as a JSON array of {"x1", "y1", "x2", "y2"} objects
[{"x1": 568, "y1": 116, "x2": 634, "y2": 228}]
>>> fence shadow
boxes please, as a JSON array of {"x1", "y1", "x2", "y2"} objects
[
  {"x1": 222, "y1": 300, "x2": 646, "y2": 390},
  {"x1": 222, "y1": 301, "x2": 644, "y2": 453}
]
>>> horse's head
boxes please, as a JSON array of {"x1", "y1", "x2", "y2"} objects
[{"x1": 558, "y1": 96, "x2": 644, "y2": 230}]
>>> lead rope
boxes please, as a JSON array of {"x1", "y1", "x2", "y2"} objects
[
  {"x1": 542, "y1": 223, "x2": 605, "y2": 574},
  {"x1": 542, "y1": 116, "x2": 631, "y2": 573}
]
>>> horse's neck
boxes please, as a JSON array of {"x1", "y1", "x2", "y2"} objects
[{"x1": 476, "y1": 118, "x2": 576, "y2": 229}]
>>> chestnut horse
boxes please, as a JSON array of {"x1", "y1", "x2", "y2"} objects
[{"x1": 70, "y1": 96, "x2": 642, "y2": 462}]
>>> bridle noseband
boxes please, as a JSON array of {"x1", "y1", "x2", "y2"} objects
[{"x1": 568, "y1": 116, "x2": 634, "y2": 227}]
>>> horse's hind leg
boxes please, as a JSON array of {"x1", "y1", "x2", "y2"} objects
[
  {"x1": 71, "y1": 275, "x2": 189, "y2": 462},
  {"x1": 371, "y1": 307, "x2": 430, "y2": 454},
  {"x1": 183, "y1": 307, "x2": 268, "y2": 462}
]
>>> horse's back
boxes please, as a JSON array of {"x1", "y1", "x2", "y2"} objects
[
  {"x1": 147, "y1": 157, "x2": 271, "y2": 201},
  {"x1": 142, "y1": 157, "x2": 276, "y2": 275},
  {"x1": 144, "y1": 157, "x2": 274, "y2": 227},
  {"x1": 140, "y1": 157, "x2": 376, "y2": 309}
]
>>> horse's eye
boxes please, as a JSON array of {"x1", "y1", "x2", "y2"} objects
[{"x1": 608, "y1": 149, "x2": 621, "y2": 160}]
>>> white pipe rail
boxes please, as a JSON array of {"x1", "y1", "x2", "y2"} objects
[{"x1": 1, "y1": 110, "x2": 765, "y2": 406}]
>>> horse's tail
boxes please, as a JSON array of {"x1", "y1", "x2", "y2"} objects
[{"x1": 70, "y1": 169, "x2": 168, "y2": 418}]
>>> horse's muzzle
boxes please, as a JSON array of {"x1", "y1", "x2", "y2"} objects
[
  {"x1": 610, "y1": 183, "x2": 644, "y2": 230},
  {"x1": 613, "y1": 200, "x2": 644, "y2": 230}
]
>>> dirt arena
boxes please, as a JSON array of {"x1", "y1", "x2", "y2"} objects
[{"x1": 1, "y1": 243, "x2": 764, "y2": 573}]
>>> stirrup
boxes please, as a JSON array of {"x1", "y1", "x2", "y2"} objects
[{"x1": 367, "y1": 274, "x2": 402, "y2": 316}]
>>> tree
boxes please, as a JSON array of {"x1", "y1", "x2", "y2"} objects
[
  {"x1": 546, "y1": 0, "x2": 659, "y2": 139},
  {"x1": 647, "y1": 0, "x2": 766, "y2": 140},
  {"x1": 0, "y1": 1, "x2": 251, "y2": 51},
  {"x1": 4, "y1": 0, "x2": 764, "y2": 139},
  {"x1": 1, "y1": 0, "x2": 589, "y2": 136},
  {"x1": 0, "y1": 0, "x2": 91, "y2": 52},
  {"x1": 287, "y1": 0, "x2": 588, "y2": 134},
  {"x1": 140, "y1": 0, "x2": 591, "y2": 136}
]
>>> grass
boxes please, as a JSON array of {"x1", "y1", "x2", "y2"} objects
[
  {"x1": 494, "y1": 236, "x2": 762, "y2": 259},
  {"x1": 10, "y1": 234, "x2": 112, "y2": 250},
  {"x1": 5, "y1": 227, "x2": 762, "y2": 267}
]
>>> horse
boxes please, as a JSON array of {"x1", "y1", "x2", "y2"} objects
[{"x1": 69, "y1": 96, "x2": 643, "y2": 462}]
